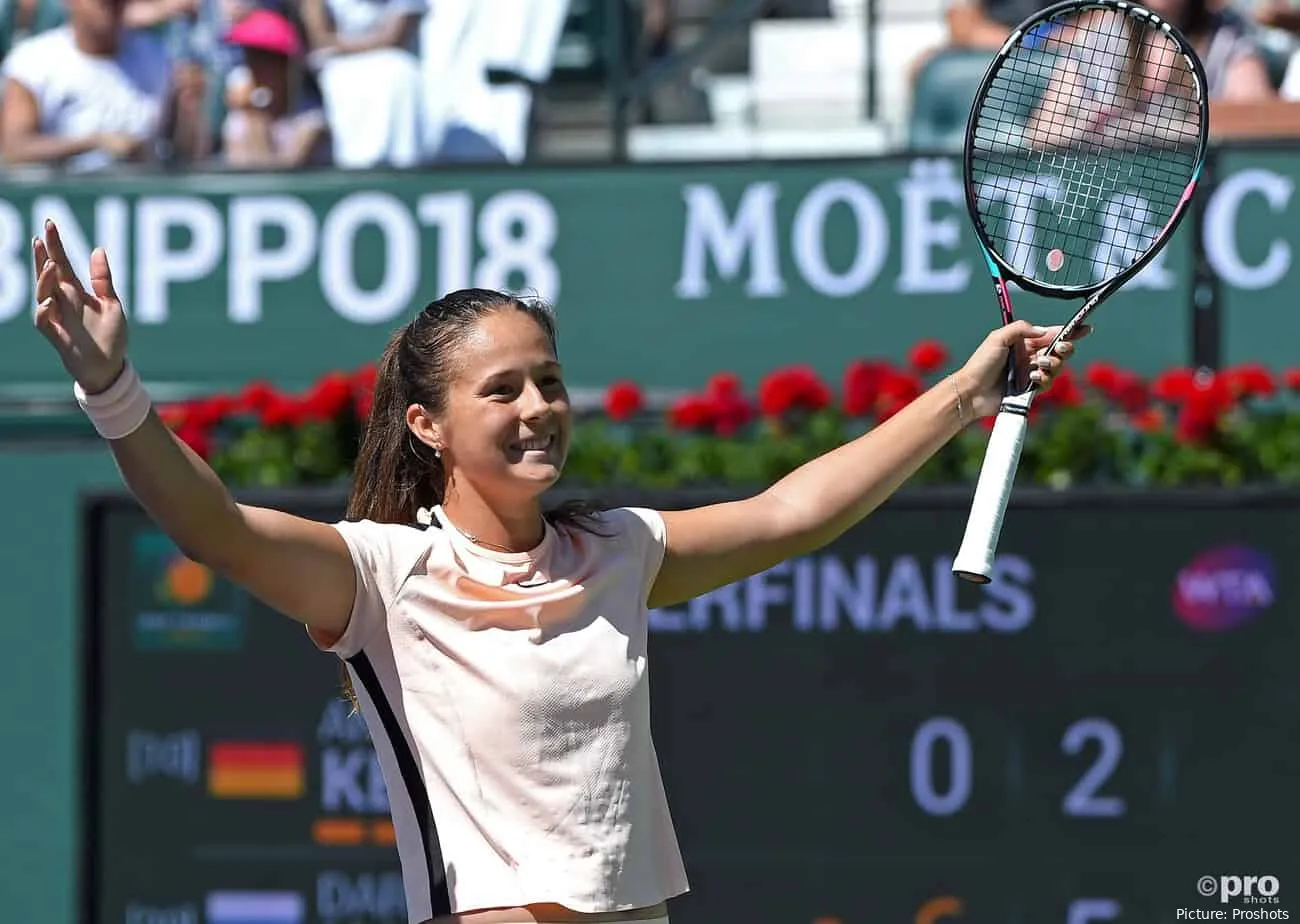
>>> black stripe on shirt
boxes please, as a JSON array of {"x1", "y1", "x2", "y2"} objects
[{"x1": 348, "y1": 651, "x2": 452, "y2": 918}]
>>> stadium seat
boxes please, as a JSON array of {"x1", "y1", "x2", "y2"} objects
[
  {"x1": 907, "y1": 48, "x2": 992, "y2": 151},
  {"x1": 909, "y1": 46, "x2": 1066, "y2": 152}
]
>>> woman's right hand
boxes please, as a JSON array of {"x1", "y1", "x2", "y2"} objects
[{"x1": 33, "y1": 220, "x2": 129, "y2": 395}]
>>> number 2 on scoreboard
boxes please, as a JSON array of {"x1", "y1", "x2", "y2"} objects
[{"x1": 908, "y1": 716, "x2": 1127, "y2": 817}]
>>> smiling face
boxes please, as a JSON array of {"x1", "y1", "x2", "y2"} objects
[{"x1": 414, "y1": 308, "x2": 571, "y2": 506}]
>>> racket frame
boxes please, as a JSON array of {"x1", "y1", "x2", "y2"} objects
[{"x1": 951, "y1": 0, "x2": 1209, "y2": 584}]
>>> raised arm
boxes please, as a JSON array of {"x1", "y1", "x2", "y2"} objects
[
  {"x1": 33, "y1": 220, "x2": 356, "y2": 638},
  {"x1": 647, "y1": 322, "x2": 1084, "y2": 609}
]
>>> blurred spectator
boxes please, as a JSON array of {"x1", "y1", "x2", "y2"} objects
[
  {"x1": 0, "y1": 0, "x2": 209, "y2": 170},
  {"x1": 416, "y1": 0, "x2": 508, "y2": 164},
  {"x1": 908, "y1": 1, "x2": 1050, "y2": 85},
  {"x1": 1146, "y1": 0, "x2": 1274, "y2": 99},
  {"x1": 220, "y1": 6, "x2": 330, "y2": 167},
  {"x1": 1151, "y1": 0, "x2": 1300, "y2": 137},
  {"x1": 1254, "y1": 0, "x2": 1300, "y2": 34},
  {"x1": 943, "y1": 0, "x2": 1049, "y2": 52},
  {"x1": 642, "y1": 0, "x2": 672, "y2": 61},
  {"x1": 122, "y1": 0, "x2": 199, "y2": 30},
  {"x1": 299, "y1": 0, "x2": 428, "y2": 167}
]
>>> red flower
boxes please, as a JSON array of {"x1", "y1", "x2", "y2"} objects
[
  {"x1": 842, "y1": 360, "x2": 888, "y2": 417},
  {"x1": 238, "y1": 380, "x2": 278, "y2": 413},
  {"x1": 351, "y1": 363, "x2": 378, "y2": 394},
  {"x1": 1223, "y1": 362, "x2": 1275, "y2": 400},
  {"x1": 1284, "y1": 368, "x2": 1300, "y2": 391},
  {"x1": 603, "y1": 381, "x2": 644, "y2": 422},
  {"x1": 1130, "y1": 406, "x2": 1165, "y2": 433},
  {"x1": 757, "y1": 365, "x2": 832, "y2": 418},
  {"x1": 908, "y1": 340, "x2": 949, "y2": 375},
  {"x1": 158, "y1": 402, "x2": 191, "y2": 429},
  {"x1": 1175, "y1": 400, "x2": 1219, "y2": 444},
  {"x1": 303, "y1": 372, "x2": 354, "y2": 422},
  {"x1": 704, "y1": 373, "x2": 753, "y2": 436},
  {"x1": 876, "y1": 369, "x2": 924, "y2": 421},
  {"x1": 1188, "y1": 370, "x2": 1235, "y2": 416},
  {"x1": 668, "y1": 394, "x2": 716, "y2": 432},
  {"x1": 706, "y1": 372, "x2": 743, "y2": 398},
  {"x1": 1111, "y1": 371, "x2": 1149, "y2": 414},
  {"x1": 175, "y1": 422, "x2": 212, "y2": 459},
  {"x1": 260, "y1": 395, "x2": 306, "y2": 429},
  {"x1": 1083, "y1": 361, "x2": 1147, "y2": 413},
  {"x1": 1151, "y1": 368, "x2": 1197, "y2": 403},
  {"x1": 1171, "y1": 370, "x2": 1234, "y2": 444},
  {"x1": 1038, "y1": 366, "x2": 1083, "y2": 407},
  {"x1": 1085, "y1": 361, "x2": 1122, "y2": 396},
  {"x1": 188, "y1": 395, "x2": 236, "y2": 428}
]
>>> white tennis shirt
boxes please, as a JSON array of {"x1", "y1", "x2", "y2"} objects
[{"x1": 310, "y1": 505, "x2": 690, "y2": 922}]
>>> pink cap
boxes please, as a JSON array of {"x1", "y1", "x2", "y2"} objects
[{"x1": 225, "y1": 8, "x2": 303, "y2": 58}]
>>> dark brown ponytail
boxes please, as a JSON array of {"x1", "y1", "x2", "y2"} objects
[{"x1": 346, "y1": 325, "x2": 442, "y2": 525}]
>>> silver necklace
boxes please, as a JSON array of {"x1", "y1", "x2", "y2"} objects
[{"x1": 448, "y1": 515, "x2": 543, "y2": 554}]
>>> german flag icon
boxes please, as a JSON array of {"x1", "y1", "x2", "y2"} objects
[{"x1": 207, "y1": 741, "x2": 305, "y2": 800}]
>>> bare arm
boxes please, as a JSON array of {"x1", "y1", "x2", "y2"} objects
[
  {"x1": 106, "y1": 412, "x2": 357, "y2": 637},
  {"x1": 648, "y1": 375, "x2": 967, "y2": 608},
  {"x1": 166, "y1": 63, "x2": 213, "y2": 163},
  {"x1": 282, "y1": 114, "x2": 330, "y2": 167},
  {"x1": 1217, "y1": 53, "x2": 1278, "y2": 103},
  {"x1": 647, "y1": 322, "x2": 1083, "y2": 610},
  {"x1": 123, "y1": 0, "x2": 197, "y2": 30},
  {"x1": 222, "y1": 110, "x2": 278, "y2": 166},
  {"x1": 33, "y1": 223, "x2": 356, "y2": 638},
  {"x1": 1, "y1": 78, "x2": 102, "y2": 165},
  {"x1": 299, "y1": 0, "x2": 338, "y2": 52}
]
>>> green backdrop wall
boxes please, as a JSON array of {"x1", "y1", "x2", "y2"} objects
[{"x1": 0, "y1": 145, "x2": 1296, "y2": 400}]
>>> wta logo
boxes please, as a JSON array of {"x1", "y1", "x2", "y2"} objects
[{"x1": 1172, "y1": 545, "x2": 1276, "y2": 632}]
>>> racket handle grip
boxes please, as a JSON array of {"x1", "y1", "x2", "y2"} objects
[{"x1": 952, "y1": 406, "x2": 1029, "y2": 584}]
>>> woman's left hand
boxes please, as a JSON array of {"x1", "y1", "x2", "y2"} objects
[{"x1": 956, "y1": 319, "x2": 1091, "y2": 419}]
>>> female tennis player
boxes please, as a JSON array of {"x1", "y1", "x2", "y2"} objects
[{"x1": 32, "y1": 219, "x2": 1082, "y2": 924}]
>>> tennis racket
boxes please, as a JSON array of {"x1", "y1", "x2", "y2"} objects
[{"x1": 951, "y1": 0, "x2": 1208, "y2": 584}]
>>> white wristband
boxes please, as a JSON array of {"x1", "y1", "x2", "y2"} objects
[{"x1": 74, "y1": 361, "x2": 153, "y2": 440}]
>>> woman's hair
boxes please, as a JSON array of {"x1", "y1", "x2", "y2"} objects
[
  {"x1": 337, "y1": 288, "x2": 607, "y2": 708},
  {"x1": 1179, "y1": 0, "x2": 1212, "y2": 37}
]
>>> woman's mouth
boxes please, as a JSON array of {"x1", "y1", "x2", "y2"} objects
[{"x1": 512, "y1": 434, "x2": 555, "y2": 453}]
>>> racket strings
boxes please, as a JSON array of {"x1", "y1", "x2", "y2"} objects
[{"x1": 969, "y1": 4, "x2": 1203, "y2": 288}]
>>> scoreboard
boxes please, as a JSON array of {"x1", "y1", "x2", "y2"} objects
[{"x1": 80, "y1": 489, "x2": 1300, "y2": 924}]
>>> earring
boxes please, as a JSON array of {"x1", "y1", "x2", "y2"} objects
[{"x1": 434, "y1": 447, "x2": 441, "y2": 459}]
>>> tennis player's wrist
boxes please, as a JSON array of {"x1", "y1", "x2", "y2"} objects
[
  {"x1": 74, "y1": 360, "x2": 153, "y2": 440},
  {"x1": 949, "y1": 373, "x2": 971, "y2": 428}
]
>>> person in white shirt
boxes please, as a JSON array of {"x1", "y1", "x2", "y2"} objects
[
  {"x1": 299, "y1": 0, "x2": 429, "y2": 167},
  {"x1": 29, "y1": 220, "x2": 1084, "y2": 924},
  {"x1": 0, "y1": 0, "x2": 208, "y2": 170}
]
